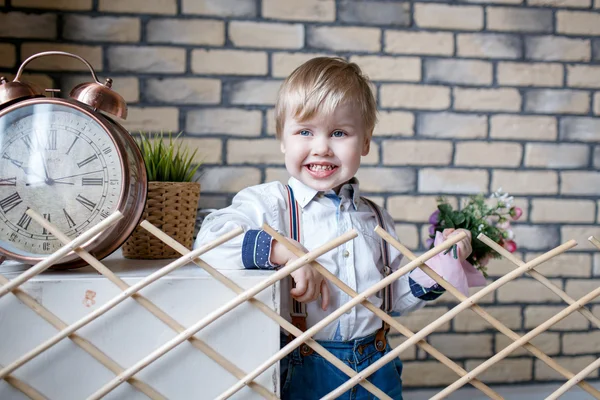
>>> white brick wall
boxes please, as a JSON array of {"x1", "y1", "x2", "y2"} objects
[{"x1": 4, "y1": 0, "x2": 600, "y2": 390}]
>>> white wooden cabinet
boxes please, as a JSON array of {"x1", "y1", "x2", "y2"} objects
[{"x1": 0, "y1": 250, "x2": 281, "y2": 399}]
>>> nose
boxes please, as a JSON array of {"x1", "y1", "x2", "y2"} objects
[{"x1": 311, "y1": 135, "x2": 333, "y2": 156}]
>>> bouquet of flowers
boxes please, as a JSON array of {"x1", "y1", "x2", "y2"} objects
[{"x1": 427, "y1": 188, "x2": 522, "y2": 277}]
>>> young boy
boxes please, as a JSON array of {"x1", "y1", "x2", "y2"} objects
[{"x1": 195, "y1": 57, "x2": 471, "y2": 399}]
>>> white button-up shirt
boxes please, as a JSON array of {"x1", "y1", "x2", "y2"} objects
[{"x1": 195, "y1": 177, "x2": 425, "y2": 341}]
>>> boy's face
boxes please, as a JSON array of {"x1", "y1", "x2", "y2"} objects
[{"x1": 280, "y1": 103, "x2": 370, "y2": 193}]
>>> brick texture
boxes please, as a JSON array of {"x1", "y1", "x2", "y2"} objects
[
  {"x1": 455, "y1": 142, "x2": 522, "y2": 167},
  {"x1": 99, "y1": 0, "x2": 176, "y2": 14},
  {"x1": 454, "y1": 88, "x2": 521, "y2": 111},
  {"x1": 262, "y1": 0, "x2": 335, "y2": 21},
  {"x1": 229, "y1": 21, "x2": 303, "y2": 49},
  {"x1": 385, "y1": 31, "x2": 453, "y2": 56},
  {"x1": 63, "y1": 15, "x2": 140, "y2": 42},
  {"x1": 147, "y1": 19, "x2": 225, "y2": 45},
  {"x1": 414, "y1": 4, "x2": 484, "y2": 31},
  {"x1": 525, "y1": 36, "x2": 590, "y2": 61},
  {"x1": 493, "y1": 170, "x2": 558, "y2": 194},
  {"x1": 380, "y1": 84, "x2": 450, "y2": 110},
  {"x1": 108, "y1": 46, "x2": 184, "y2": 73},
  {"x1": 0, "y1": 12, "x2": 56, "y2": 39},
  {"x1": 12, "y1": 0, "x2": 90, "y2": 10},
  {"x1": 5, "y1": 0, "x2": 600, "y2": 390},
  {"x1": 497, "y1": 62, "x2": 563, "y2": 87},
  {"x1": 307, "y1": 26, "x2": 381, "y2": 52}
]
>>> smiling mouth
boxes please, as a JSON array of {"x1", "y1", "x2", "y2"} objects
[
  {"x1": 305, "y1": 163, "x2": 338, "y2": 178},
  {"x1": 307, "y1": 164, "x2": 336, "y2": 171}
]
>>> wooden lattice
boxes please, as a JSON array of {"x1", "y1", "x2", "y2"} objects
[{"x1": 0, "y1": 208, "x2": 599, "y2": 399}]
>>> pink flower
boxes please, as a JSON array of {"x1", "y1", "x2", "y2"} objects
[
  {"x1": 510, "y1": 207, "x2": 523, "y2": 220},
  {"x1": 479, "y1": 254, "x2": 491, "y2": 267},
  {"x1": 504, "y1": 240, "x2": 517, "y2": 253}
]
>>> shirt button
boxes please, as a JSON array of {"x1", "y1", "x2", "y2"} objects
[
  {"x1": 340, "y1": 205, "x2": 345, "y2": 211},
  {"x1": 343, "y1": 250, "x2": 350, "y2": 258}
]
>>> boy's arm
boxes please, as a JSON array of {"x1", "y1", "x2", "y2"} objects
[
  {"x1": 378, "y1": 209, "x2": 445, "y2": 316},
  {"x1": 194, "y1": 184, "x2": 285, "y2": 270}
]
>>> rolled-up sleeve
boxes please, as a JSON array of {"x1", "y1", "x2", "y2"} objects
[{"x1": 193, "y1": 183, "x2": 287, "y2": 270}]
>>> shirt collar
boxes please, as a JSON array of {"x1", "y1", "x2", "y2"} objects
[{"x1": 287, "y1": 177, "x2": 361, "y2": 210}]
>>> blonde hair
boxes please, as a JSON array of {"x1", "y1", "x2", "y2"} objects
[{"x1": 274, "y1": 57, "x2": 377, "y2": 139}]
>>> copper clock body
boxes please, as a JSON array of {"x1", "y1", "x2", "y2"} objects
[{"x1": 0, "y1": 51, "x2": 147, "y2": 269}]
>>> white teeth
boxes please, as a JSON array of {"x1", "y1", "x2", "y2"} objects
[{"x1": 309, "y1": 164, "x2": 334, "y2": 171}]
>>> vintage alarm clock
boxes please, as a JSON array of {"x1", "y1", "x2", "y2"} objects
[{"x1": 0, "y1": 51, "x2": 147, "y2": 269}]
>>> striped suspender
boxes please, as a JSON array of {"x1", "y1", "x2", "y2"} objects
[
  {"x1": 362, "y1": 198, "x2": 394, "y2": 314},
  {"x1": 285, "y1": 186, "x2": 308, "y2": 325}
]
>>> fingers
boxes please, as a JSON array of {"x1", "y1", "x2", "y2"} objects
[
  {"x1": 290, "y1": 275, "x2": 308, "y2": 298},
  {"x1": 442, "y1": 228, "x2": 455, "y2": 238},
  {"x1": 320, "y1": 280, "x2": 330, "y2": 311}
]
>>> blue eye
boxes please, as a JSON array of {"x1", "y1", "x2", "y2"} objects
[
  {"x1": 299, "y1": 130, "x2": 311, "y2": 136},
  {"x1": 332, "y1": 130, "x2": 346, "y2": 138}
]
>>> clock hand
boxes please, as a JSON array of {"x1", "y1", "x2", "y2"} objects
[
  {"x1": 52, "y1": 170, "x2": 103, "y2": 181},
  {"x1": 26, "y1": 180, "x2": 75, "y2": 186},
  {"x1": 2, "y1": 154, "x2": 45, "y2": 179},
  {"x1": 38, "y1": 152, "x2": 51, "y2": 181}
]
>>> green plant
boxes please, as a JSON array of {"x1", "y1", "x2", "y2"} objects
[
  {"x1": 428, "y1": 188, "x2": 521, "y2": 277},
  {"x1": 136, "y1": 131, "x2": 201, "y2": 182}
]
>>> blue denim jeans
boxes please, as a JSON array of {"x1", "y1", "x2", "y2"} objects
[{"x1": 280, "y1": 331, "x2": 403, "y2": 400}]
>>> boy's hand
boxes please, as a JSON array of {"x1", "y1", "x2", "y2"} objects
[
  {"x1": 442, "y1": 228, "x2": 472, "y2": 261},
  {"x1": 271, "y1": 238, "x2": 330, "y2": 310}
]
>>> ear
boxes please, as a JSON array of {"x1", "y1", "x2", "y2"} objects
[{"x1": 361, "y1": 135, "x2": 371, "y2": 157}]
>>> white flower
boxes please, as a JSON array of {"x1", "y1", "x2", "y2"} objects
[{"x1": 478, "y1": 224, "x2": 485, "y2": 231}]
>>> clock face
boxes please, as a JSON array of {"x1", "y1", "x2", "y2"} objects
[{"x1": 0, "y1": 102, "x2": 124, "y2": 257}]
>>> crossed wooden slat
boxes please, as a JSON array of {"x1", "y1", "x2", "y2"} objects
[{"x1": 1, "y1": 208, "x2": 598, "y2": 399}]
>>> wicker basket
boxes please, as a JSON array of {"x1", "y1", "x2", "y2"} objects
[{"x1": 122, "y1": 181, "x2": 201, "y2": 259}]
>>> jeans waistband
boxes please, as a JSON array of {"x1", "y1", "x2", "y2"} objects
[{"x1": 314, "y1": 329, "x2": 382, "y2": 350}]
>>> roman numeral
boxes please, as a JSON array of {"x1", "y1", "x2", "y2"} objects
[
  {"x1": 21, "y1": 136, "x2": 33, "y2": 151},
  {"x1": 75, "y1": 194, "x2": 96, "y2": 212},
  {"x1": 3, "y1": 154, "x2": 22, "y2": 168},
  {"x1": 17, "y1": 210, "x2": 32, "y2": 230},
  {"x1": 42, "y1": 213, "x2": 51, "y2": 235},
  {"x1": 66, "y1": 137, "x2": 79, "y2": 155},
  {"x1": 0, "y1": 177, "x2": 16, "y2": 186},
  {"x1": 0, "y1": 192, "x2": 22, "y2": 213},
  {"x1": 63, "y1": 208, "x2": 76, "y2": 229},
  {"x1": 46, "y1": 130, "x2": 57, "y2": 150},
  {"x1": 82, "y1": 178, "x2": 103, "y2": 186},
  {"x1": 77, "y1": 154, "x2": 98, "y2": 168}
]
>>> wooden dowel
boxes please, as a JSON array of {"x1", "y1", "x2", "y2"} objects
[
  {"x1": 141, "y1": 221, "x2": 389, "y2": 400},
  {"x1": 0, "y1": 273, "x2": 165, "y2": 400},
  {"x1": 0, "y1": 226, "x2": 244, "y2": 381},
  {"x1": 432, "y1": 283, "x2": 600, "y2": 399},
  {"x1": 322, "y1": 237, "x2": 577, "y2": 400},
  {"x1": 0, "y1": 211, "x2": 123, "y2": 298},
  {"x1": 33, "y1": 210, "x2": 262, "y2": 398},
  {"x1": 3, "y1": 370, "x2": 47, "y2": 400},
  {"x1": 218, "y1": 232, "x2": 466, "y2": 400},
  {"x1": 388, "y1": 233, "x2": 600, "y2": 399},
  {"x1": 479, "y1": 234, "x2": 600, "y2": 329},
  {"x1": 34, "y1": 214, "x2": 275, "y2": 400},
  {"x1": 261, "y1": 224, "x2": 502, "y2": 400},
  {"x1": 87, "y1": 229, "x2": 358, "y2": 400},
  {"x1": 546, "y1": 357, "x2": 600, "y2": 399},
  {"x1": 589, "y1": 236, "x2": 600, "y2": 249}
]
